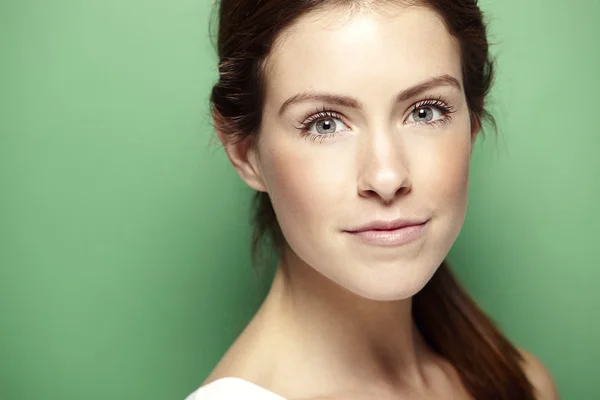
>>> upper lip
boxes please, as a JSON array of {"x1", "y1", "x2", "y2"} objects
[{"x1": 345, "y1": 218, "x2": 429, "y2": 233}]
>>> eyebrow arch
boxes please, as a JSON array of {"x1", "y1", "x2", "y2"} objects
[{"x1": 278, "y1": 74, "x2": 462, "y2": 117}]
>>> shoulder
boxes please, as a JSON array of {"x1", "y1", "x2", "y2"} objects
[
  {"x1": 519, "y1": 349, "x2": 560, "y2": 400},
  {"x1": 185, "y1": 377, "x2": 287, "y2": 400}
]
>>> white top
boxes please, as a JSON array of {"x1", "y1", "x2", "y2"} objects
[{"x1": 185, "y1": 377, "x2": 286, "y2": 400}]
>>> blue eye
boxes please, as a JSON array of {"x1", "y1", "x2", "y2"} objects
[
  {"x1": 310, "y1": 116, "x2": 349, "y2": 135},
  {"x1": 405, "y1": 98, "x2": 455, "y2": 126},
  {"x1": 408, "y1": 106, "x2": 443, "y2": 123},
  {"x1": 295, "y1": 108, "x2": 350, "y2": 141}
]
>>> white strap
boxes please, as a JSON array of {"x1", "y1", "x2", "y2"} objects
[{"x1": 186, "y1": 377, "x2": 287, "y2": 400}]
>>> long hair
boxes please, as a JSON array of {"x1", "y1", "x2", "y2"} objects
[{"x1": 209, "y1": 1, "x2": 535, "y2": 398}]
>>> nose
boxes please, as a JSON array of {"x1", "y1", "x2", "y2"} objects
[{"x1": 357, "y1": 128, "x2": 411, "y2": 203}]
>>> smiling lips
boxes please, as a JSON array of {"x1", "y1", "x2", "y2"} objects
[{"x1": 344, "y1": 218, "x2": 429, "y2": 246}]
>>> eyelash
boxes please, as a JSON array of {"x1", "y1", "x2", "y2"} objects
[
  {"x1": 293, "y1": 106, "x2": 343, "y2": 142},
  {"x1": 293, "y1": 96, "x2": 456, "y2": 142},
  {"x1": 410, "y1": 96, "x2": 456, "y2": 127}
]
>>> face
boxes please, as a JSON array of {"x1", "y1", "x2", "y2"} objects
[{"x1": 238, "y1": 6, "x2": 476, "y2": 301}]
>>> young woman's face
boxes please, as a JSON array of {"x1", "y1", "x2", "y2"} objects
[{"x1": 247, "y1": 6, "x2": 476, "y2": 300}]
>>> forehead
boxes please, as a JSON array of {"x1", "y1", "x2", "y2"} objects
[{"x1": 264, "y1": 6, "x2": 462, "y2": 109}]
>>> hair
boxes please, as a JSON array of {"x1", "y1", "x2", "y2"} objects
[{"x1": 209, "y1": 1, "x2": 535, "y2": 399}]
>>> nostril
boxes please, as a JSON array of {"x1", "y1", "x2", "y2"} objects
[
  {"x1": 359, "y1": 185, "x2": 411, "y2": 204},
  {"x1": 358, "y1": 173, "x2": 412, "y2": 202}
]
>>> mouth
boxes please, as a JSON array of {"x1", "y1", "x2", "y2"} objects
[{"x1": 344, "y1": 218, "x2": 430, "y2": 247}]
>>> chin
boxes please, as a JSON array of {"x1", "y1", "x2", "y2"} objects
[
  {"x1": 332, "y1": 238, "x2": 452, "y2": 302},
  {"x1": 284, "y1": 217, "x2": 462, "y2": 302},
  {"x1": 343, "y1": 260, "x2": 442, "y2": 302},
  {"x1": 350, "y1": 223, "x2": 464, "y2": 301}
]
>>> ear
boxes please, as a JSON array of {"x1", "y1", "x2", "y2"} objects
[{"x1": 216, "y1": 125, "x2": 267, "y2": 193}]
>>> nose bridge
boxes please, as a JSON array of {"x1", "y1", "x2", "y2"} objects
[{"x1": 357, "y1": 122, "x2": 410, "y2": 201}]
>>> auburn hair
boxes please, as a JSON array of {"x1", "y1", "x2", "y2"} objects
[{"x1": 209, "y1": 1, "x2": 535, "y2": 398}]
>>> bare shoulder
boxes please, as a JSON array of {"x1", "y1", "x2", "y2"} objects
[{"x1": 519, "y1": 349, "x2": 560, "y2": 400}]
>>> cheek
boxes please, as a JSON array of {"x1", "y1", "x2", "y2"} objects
[
  {"x1": 259, "y1": 140, "x2": 347, "y2": 236},
  {"x1": 413, "y1": 130, "x2": 472, "y2": 215}
]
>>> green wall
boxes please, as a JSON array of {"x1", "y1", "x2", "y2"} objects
[{"x1": 1, "y1": 0, "x2": 598, "y2": 398}]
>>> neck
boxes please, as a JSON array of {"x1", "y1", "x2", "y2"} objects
[{"x1": 256, "y1": 246, "x2": 436, "y2": 397}]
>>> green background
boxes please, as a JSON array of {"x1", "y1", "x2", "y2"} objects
[{"x1": 1, "y1": 0, "x2": 598, "y2": 398}]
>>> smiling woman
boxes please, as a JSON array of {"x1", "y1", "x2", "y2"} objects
[{"x1": 187, "y1": 1, "x2": 559, "y2": 399}]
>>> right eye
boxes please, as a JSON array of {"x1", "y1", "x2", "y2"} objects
[
  {"x1": 295, "y1": 110, "x2": 351, "y2": 141},
  {"x1": 304, "y1": 116, "x2": 349, "y2": 135}
]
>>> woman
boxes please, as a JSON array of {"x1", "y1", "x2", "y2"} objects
[{"x1": 188, "y1": 0, "x2": 559, "y2": 399}]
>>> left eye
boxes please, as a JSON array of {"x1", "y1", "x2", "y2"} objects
[{"x1": 406, "y1": 106, "x2": 444, "y2": 123}]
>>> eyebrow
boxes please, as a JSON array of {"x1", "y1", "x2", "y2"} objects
[{"x1": 277, "y1": 74, "x2": 462, "y2": 117}]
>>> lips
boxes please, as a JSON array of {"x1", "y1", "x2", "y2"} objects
[
  {"x1": 345, "y1": 218, "x2": 429, "y2": 233},
  {"x1": 344, "y1": 218, "x2": 430, "y2": 247}
]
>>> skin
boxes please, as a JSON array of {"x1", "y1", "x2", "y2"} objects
[{"x1": 208, "y1": 4, "x2": 559, "y2": 400}]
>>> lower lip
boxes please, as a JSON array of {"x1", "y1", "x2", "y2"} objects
[{"x1": 347, "y1": 221, "x2": 428, "y2": 247}]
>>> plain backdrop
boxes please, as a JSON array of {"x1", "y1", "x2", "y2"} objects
[{"x1": 1, "y1": 0, "x2": 598, "y2": 398}]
